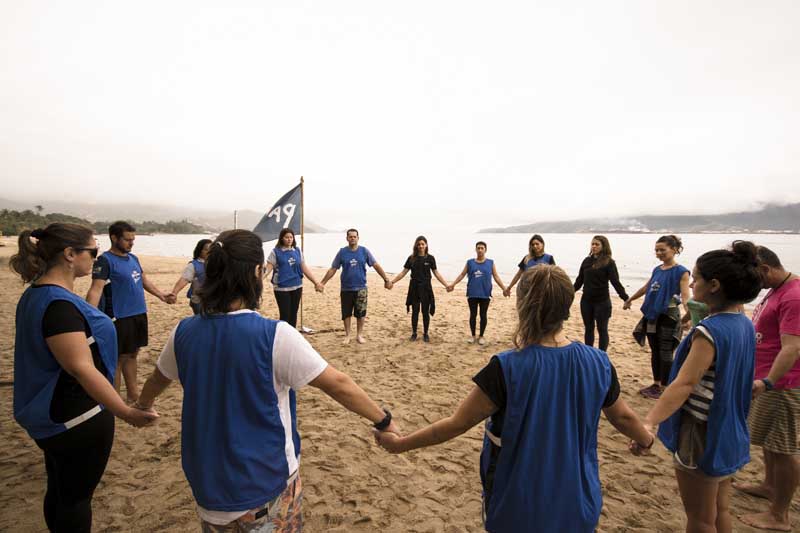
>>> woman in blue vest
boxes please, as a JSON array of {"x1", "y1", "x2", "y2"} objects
[
  {"x1": 624, "y1": 235, "x2": 691, "y2": 399},
  {"x1": 264, "y1": 228, "x2": 324, "y2": 328},
  {"x1": 11, "y1": 224, "x2": 157, "y2": 533},
  {"x1": 638, "y1": 241, "x2": 761, "y2": 533},
  {"x1": 376, "y1": 265, "x2": 654, "y2": 532},
  {"x1": 448, "y1": 241, "x2": 509, "y2": 345},
  {"x1": 136, "y1": 229, "x2": 398, "y2": 532},
  {"x1": 388, "y1": 236, "x2": 451, "y2": 342},
  {"x1": 170, "y1": 238, "x2": 212, "y2": 314},
  {"x1": 503, "y1": 234, "x2": 555, "y2": 296}
]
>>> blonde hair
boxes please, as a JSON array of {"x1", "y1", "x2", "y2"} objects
[{"x1": 513, "y1": 265, "x2": 574, "y2": 348}]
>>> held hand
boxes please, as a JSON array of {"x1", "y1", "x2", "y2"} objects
[
  {"x1": 622, "y1": 299, "x2": 632, "y2": 310},
  {"x1": 384, "y1": 418, "x2": 401, "y2": 436},
  {"x1": 628, "y1": 428, "x2": 655, "y2": 456},
  {"x1": 373, "y1": 429, "x2": 405, "y2": 453},
  {"x1": 314, "y1": 282, "x2": 325, "y2": 293},
  {"x1": 503, "y1": 288, "x2": 511, "y2": 298},
  {"x1": 752, "y1": 379, "x2": 767, "y2": 399},
  {"x1": 163, "y1": 293, "x2": 177, "y2": 305},
  {"x1": 124, "y1": 405, "x2": 159, "y2": 427},
  {"x1": 446, "y1": 284, "x2": 454, "y2": 293},
  {"x1": 384, "y1": 280, "x2": 393, "y2": 290}
]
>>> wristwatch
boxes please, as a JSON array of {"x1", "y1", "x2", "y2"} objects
[
  {"x1": 761, "y1": 378, "x2": 775, "y2": 391},
  {"x1": 373, "y1": 408, "x2": 392, "y2": 431}
]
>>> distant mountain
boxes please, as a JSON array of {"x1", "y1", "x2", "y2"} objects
[
  {"x1": 0, "y1": 198, "x2": 331, "y2": 234},
  {"x1": 480, "y1": 203, "x2": 800, "y2": 234}
]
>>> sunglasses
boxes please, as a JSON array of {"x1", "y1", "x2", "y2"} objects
[{"x1": 73, "y1": 247, "x2": 99, "y2": 258}]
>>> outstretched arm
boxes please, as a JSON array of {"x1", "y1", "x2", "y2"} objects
[
  {"x1": 492, "y1": 264, "x2": 508, "y2": 295},
  {"x1": 504, "y1": 268, "x2": 523, "y2": 296},
  {"x1": 433, "y1": 269, "x2": 449, "y2": 288},
  {"x1": 623, "y1": 281, "x2": 650, "y2": 310},
  {"x1": 300, "y1": 262, "x2": 324, "y2": 292},
  {"x1": 320, "y1": 267, "x2": 338, "y2": 286},
  {"x1": 142, "y1": 272, "x2": 174, "y2": 304},
  {"x1": 390, "y1": 268, "x2": 410, "y2": 285},
  {"x1": 449, "y1": 265, "x2": 468, "y2": 291},
  {"x1": 374, "y1": 385, "x2": 497, "y2": 453}
]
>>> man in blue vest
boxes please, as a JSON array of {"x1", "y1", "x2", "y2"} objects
[
  {"x1": 86, "y1": 221, "x2": 175, "y2": 403},
  {"x1": 320, "y1": 228, "x2": 391, "y2": 345}
]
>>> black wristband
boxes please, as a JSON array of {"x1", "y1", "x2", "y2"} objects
[{"x1": 373, "y1": 408, "x2": 392, "y2": 431}]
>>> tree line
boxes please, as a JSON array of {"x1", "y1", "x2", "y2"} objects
[{"x1": 0, "y1": 209, "x2": 209, "y2": 236}]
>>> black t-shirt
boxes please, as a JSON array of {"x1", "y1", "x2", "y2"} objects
[
  {"x1": 39, "y1": 291, "x2": 107, "y2": 423},
  {"x1": 472, "y1": 353, "x2": 621, "y2": 439},
  {"x1": 573, "y1": 256, "x2": 630, "y2": 303},
  {"x1": 403, "y1": 254, "x2": 437, "y2": 283}
]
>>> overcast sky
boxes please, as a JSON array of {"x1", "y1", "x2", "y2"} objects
[{"x1": 1, "y1": 1, "x2": 798, "y2": 231}]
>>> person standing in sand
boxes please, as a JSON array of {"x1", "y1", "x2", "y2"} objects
[
  {"x1": 573, "y1": 235, "x2": 629, "y2": 352},
  {"x1": 638, "y1": 241, "x2": 762, "y2": 533},
  {"x1": 168, "y1": 238, "x2": 211, "y2": 315},
  {"x1": 503, "y1": 233, "x2": 555, "y2": 297},
  {"x1": 448, "y1": 241, "x2": 509, "y2": 345},
  {"x1": 375, "y1": 266, "x2": 654, "y2": 533},
  {"x1": 11, "y1": 224, "x2": 157, "y2": 533},
  {"x1": 86, "y1": 221, "x2": 175, "y2": 403},
  {"x1": 734, "y1": 246, "x2": 800, "y2": 532},
  {"x1": 263, "y1": 228, "x2": 324, "y2": 328},
  {"x1": 135, "y1": 230, "x2": 399, "y2": 533},
  {"x1": 388, "y1": 236, "x2": 450, "y2": 342},
  {"x1": 623, "y1": 235, "x2": 691, "y2": 400},
  {"x1": 320, "y1": 228, "x2": 391, "y2": 344}
]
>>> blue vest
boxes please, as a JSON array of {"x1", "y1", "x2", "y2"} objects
[
  {"x1": 657, "y1": 313, "x2": 755, "y2": 476},
  {"x1": 272, "y1": 248, "x2": 303, "y2": 289},
  {"x1": 481, "y1": 342, "x2": 611, "y2": 532},
  {"x1": 337, "y1": 246, "x2": 371, "y2": 291},
  {"x1": 467, "y1": 258, "x2": 493, "y2": 299},
  {"x1": 186, "y1": 259, "x2": 206, "y2": 299},
  {"x1": 14, "y1": 285, "x2": 117, "y2": 440},
  {"x1": 173, "y1": 312, "x2": 299, "y2": 511},
  {"x1": 102, "y1": 252, "x2": 147, "y2": 318},
  {"x1": 525, "y1": 254, "x2": 553, "y2": 270},
  {"x1": 640, "y1": 264, "x2": 688, "y2": 321}
]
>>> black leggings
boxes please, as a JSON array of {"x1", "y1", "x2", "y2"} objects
[
  {"x1": 274, "y1": 288, "x2": 303, "y2": 328},
  {"x1": 34, "y1": 410, "x2": 115, "y2": 533},
  {"x1": 468, "y1": 298, "x2": 490, "y2": 337},
  {"x1": 411, "y1": 300, "x2": 432, "y2": 334},
  {"x1": 580, "y1": 298, "x2": 612, "y2": 351}
]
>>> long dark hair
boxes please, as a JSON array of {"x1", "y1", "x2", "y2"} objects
[
  {"x1": 528, "y1": 234, "x2": 545, "y2": 257},
  {"x1": 193, "y1": 239, "x2": 212, "y2": 260},
  {"x1": 412, "y1": 235, "x2": 428, "y2": 258},
  {"x1": 695, "y1": 241, "x2": 762, "y2": 304},
  {"x1": 10, "y1": 223, "x2": 95, "y2": 283},
  {"x1": 514, "y1": 265, "x2": 574, "y2": 348},
  {"x1": 278, "y1": 228, "x2": 296, "y2": 248},
  {"x1": 197, "y1": 230, "x2": 265, "y2": 314},
  {"x1": 592, "y1": 235, "x2": 612, "y2": 268}
]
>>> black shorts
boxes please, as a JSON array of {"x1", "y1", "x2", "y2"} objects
[
  {"x1": 114, "y1": 313, "x2": 148, "y2": 356},
  {"x1": 341, "y1": 289, "x2": 368, "y2": 319}
]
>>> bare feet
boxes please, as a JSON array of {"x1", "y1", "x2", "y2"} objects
[
  {"x1": 356, "y1": 335, "x2": 366, "y2": 344},
  {"x1": 738, "y1": 511, "x2": 792, "y2": 531},
  {"x1": 342, "y1": 336, "x2": 351, "y2": 345},
  {"x1": 732, "y1": 481, "x2": 774, "y2": 500}
]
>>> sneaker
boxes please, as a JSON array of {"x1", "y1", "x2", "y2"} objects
[
  {"x1": 477, "y1": 337, "x2": 486, "y2": 345},
  {"x1": 409, "y1": 333, "x2": 418, "y2": 341},
  {"x1": 423, "y1": 334, "x2": 430, "y2": 343},
  {"x1": 638, "y1": 384, "x2": 657, "y2": 396},
  {"x1": 642, "y1": 386, "x2": 663, "y2": 400},
  {"x1": 467, "y1": 337, "x2": 476, "y2": 344}
]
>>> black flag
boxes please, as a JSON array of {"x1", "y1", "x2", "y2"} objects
[{"x1": 252, "y1": 184, "x2": 302, "y2": 242}]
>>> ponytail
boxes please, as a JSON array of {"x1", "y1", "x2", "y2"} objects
[{"x1": 9, "y1": 224, "x2": 95, "y2": 283}]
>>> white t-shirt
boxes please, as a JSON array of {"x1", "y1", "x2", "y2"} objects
[{"x1": 156, "y1": 310, "x2": 328, "y2": 525}]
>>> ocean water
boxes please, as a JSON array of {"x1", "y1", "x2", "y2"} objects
[{"x1": 97, "y1": 231, "x2": 800, "y2": 299}]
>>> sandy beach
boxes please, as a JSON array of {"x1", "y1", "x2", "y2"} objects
[{"x1": 1, "y1": 237, "x2": 797, "y2": 532}]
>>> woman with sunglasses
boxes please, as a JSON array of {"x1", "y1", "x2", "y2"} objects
[{"x1": 11, "y1": 223, "x2": 157, "y2": 533}]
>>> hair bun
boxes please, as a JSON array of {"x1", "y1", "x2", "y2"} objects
[
  {"x1": 731, "y1": 240, "x2": 759, "y2": 266},
  {"x1": 30, "y1": 228, "x2": 45, "y2": 239}
]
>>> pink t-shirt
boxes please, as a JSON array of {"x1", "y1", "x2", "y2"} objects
[{"x1": 752, "y1": 278, "x2": 800, "y2": 389}]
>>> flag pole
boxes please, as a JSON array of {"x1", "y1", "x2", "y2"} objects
[{"x1": 299, "y1": 176, "x2": 305, "y2": 331}]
